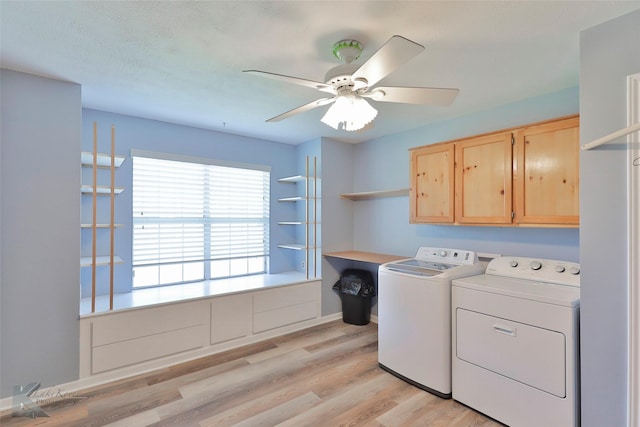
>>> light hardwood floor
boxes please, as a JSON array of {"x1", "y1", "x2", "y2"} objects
[{"x1": 1, "y1": 320, "x2": 503, "y2": 426}]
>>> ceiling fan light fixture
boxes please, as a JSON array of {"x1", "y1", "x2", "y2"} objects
[{"x1": 321, "y1": 93, "x2": 378, "y2": 132}]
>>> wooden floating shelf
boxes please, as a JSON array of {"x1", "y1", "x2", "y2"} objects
[
  {"x1": 323, "y1": 251, "x2": 407, "y2": 264},
  {"x1": 81, "y1": 152, "x2": 125, "y2": 168},
  {"x1": 80, "y1": 255, "x2": 124, "y2": 268},
  {"x1": 340, "y1": 188, "x2": 409, "y2": 201},
  {"x1": 81, "y1": 185, "x2": 125, "y2": 195}
]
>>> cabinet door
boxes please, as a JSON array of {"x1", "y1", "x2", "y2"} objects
[
  {"x1": 410, "y1": 143, "x2": 455, "y2": 223},
  {"x1": 211, "y1": 294, "x2": 252, "y2": 345},
  {"x1": 455, "y1": 132, "x2": 513, "y2": 224},
  {"x1": 514, "y1": 116, "x2": 579, "y2": 226}
]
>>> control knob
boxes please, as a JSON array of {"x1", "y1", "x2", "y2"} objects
[
  {"x1": 530, "y1": 261, "x2": 542, "y2": 270},
  {"x1": 569, "y1": 266, "x2": 580, "y2": 275},
  {"x1": 509, "y1": 260, "x2": 518, "y2": 268},
  {"x1": 555, "y1": 265, "x2": 566, "y2": 273},
  {"x1": 439, "y1": 250, "x2": 448, "y2": 257}
]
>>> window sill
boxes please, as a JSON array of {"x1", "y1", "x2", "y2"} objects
[{"x1": 79, "y1": 271, "x2": 318, "y2": 317}]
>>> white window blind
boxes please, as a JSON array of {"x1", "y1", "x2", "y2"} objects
[{"x1": 132, "y1": 153, "x2": 270, "y2": 287}]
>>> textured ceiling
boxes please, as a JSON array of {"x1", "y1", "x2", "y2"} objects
[{"x1": 2, "y1": 1, "x2": 639, "y2": 144}]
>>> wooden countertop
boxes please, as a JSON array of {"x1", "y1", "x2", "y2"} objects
[{"x1": 323, "y1": 251, "x2": 407, "y2": 264}]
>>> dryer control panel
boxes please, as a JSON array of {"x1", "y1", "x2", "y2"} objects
[{"x1": 486, "y1": 256, "x2": 580, "y2": 287}]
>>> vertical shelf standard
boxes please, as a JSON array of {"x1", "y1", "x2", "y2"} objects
[{"x1": 81, "y1": 123, "x2": 124, "y2": 312}]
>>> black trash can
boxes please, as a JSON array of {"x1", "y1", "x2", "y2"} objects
[{"x1": 332, "y1": 269, "x2": 376, "y2": 325}]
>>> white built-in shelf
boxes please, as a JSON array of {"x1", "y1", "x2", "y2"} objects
[
  {"x1": 278, "y1": 175, "x2": 307, "y2": 183},
  {"x1": 277, "y1": 244, "x2": 310, "y2": 251},
  {"x1": 276, "y1": 157, "x2": 320, "y2": 280},
  {"x1": 278, "y1": 196, "x2": 305, "y2": 202},
  {"x1": 340, "y1": 188, "x2": 410, "y2": 201},
  {"x1": 81, "y1": 223, "x2": 124, "y2": 228},
  {"x1": 278, "y1": 196, "x2": 321, "y2": 202},
  {"x1": 80, "y1": 255, "x2": 124, "y2": 268},
  {"x1": 81, "y1": 152, "x2": 125, "y2": 168},
  {"x1": 81, "y1": 185, "x2": 125, "y2": 195}
]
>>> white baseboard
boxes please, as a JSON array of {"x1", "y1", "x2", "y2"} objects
[{"x1": 0, "y1": 313, "x2": 345, "y2": 413}]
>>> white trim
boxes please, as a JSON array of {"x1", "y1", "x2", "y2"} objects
[
  {"x1": 0, "y1": 313, "x2": 342, "y2": 413},
  {"x1": 130, "y1": 148, "x2": 271, "y2": 172},
  {"x1": 628, "y1": 72, "x2": 640, "y2": 427}
]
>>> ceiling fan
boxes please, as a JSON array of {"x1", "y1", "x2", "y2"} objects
[{"x1": 244, "y1": 35, "x2": 459, "y2": 132}]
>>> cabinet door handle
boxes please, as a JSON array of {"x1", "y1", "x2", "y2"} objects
[{"x1": 492, "y1": 324, "x2": 516, "y2": 337}]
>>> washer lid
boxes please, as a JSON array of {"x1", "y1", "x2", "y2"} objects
[
  {"x1": 384, "y1": 259, "x2": 452, "y2": 276},
  {"x1": 452, "y1": 274, "x2": 580, "y2": 307}
]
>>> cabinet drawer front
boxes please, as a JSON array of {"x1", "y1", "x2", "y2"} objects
[
  {"x1": 456, "y1": 308, "x2": 566, "y2": 397},
  {"x1": 253, "y1": 282, "x2": 317, "y2": 312},
  {"x1": 92, "y1": 324, "x2": 204, "y2": 373},
  {"x1": 92, "y1": 302, "x2": 205, "y2": 347},
  {"x1": 253, "y1": 301, "x2": 318, "y2": 333}
]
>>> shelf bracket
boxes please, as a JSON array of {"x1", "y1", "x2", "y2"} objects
[{"x1": 581, "y1": 122, "x2": 640, "y2": 150}]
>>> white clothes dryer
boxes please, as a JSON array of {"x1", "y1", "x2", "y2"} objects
[
  {"x1": 378, "y1": 247, "x2": 485, "y2": 398},
  {"x1": 452, "y1": 256, "x2": 580, "y2": 427}
]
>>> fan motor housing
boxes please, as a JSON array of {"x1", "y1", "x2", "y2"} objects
[{"x1": 325, "y1": 63, "x2": 359, "y2": 90}]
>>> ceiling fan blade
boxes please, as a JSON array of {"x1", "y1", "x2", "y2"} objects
[
  {"x1": 244, "y1": 70, "x2": 335, "y2": 94},
  {"x1": 366, "y1": 86, "x2": 460, "y2": 106},
  {"x1": 266, "y1": 97, "x2": 336, "y2": 122},
  {"x1": 352, "y1": 35, "x2": 424, "y2": 88}
]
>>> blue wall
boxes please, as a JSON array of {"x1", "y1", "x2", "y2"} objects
[
  {"x1": 346, "y1": 87, "x2": 580, "y2": 262},
  {"x1": 1, "y1": 70, "x2": 81, "y2": 398},
  {"x1": 320, "y1": 138, "x2": 356, "y2": 315},
  {"x1": 81, "y1": 109, "x2": 299, "y2": 297},
  {"x1": 579, "y1": 10, "x2": 640, "y2": 426}
]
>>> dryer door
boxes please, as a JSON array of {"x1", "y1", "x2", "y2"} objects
[{"x1": 456, "y1": 308, "x2": 566, "y2": 397}]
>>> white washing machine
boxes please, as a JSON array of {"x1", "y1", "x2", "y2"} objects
[
  {"x1": 452, "y1": 256, "x2": 580, "y2": 427},
  {"x1": 378, "y1": 247, "x2": 485, "y2": 398}
]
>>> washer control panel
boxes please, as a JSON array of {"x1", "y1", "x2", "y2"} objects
[
  {"x1": 414, "y1": 247, "x2": 478, "y2": 265},
  {"x1": 486, "y1": 256, "x2": 580, "y2": 287}
]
